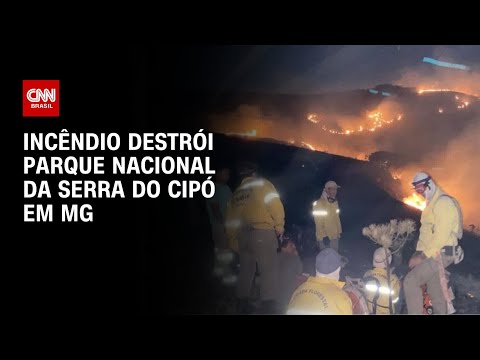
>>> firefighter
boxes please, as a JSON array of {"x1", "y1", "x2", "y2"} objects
[
  {"x1": 312, "y1": 181, "x2": 342, "y2": 252},
  {"x1": 225, "y1": 161, "x2": 285, "y2": 313},
  {"x1": 404, "y1": 171, "x2": 464, "y2": 314},
  {"x1": 206, "y1": 166, "x2": 232, "y2": 251},
  {"x1": 206, "y1": 166, "x2": 235, "y2": 283},
  {"x1": 277, "y1": 235, "x2": 304, "y2": 313},
  {"x1": 286, "y1": 248, "x2": 352, "y2": 315},
  {"x1": 363, "y1": 248, "x2": 401, "y2": 314}
]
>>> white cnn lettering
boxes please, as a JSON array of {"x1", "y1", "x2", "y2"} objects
[{"x1": 27, "y1": 88, "x2": 56, "y2": 102}]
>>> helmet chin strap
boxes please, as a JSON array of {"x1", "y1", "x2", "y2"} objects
[{"x1": 424, "y1": 182, "x2": 436, "y2": 201}]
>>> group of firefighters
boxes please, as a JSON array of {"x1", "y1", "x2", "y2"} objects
[{"x1": 207, "y1": 161, "x2": 464, "y2": 315}]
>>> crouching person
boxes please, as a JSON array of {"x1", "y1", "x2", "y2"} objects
[
  {"x1": 286, "y1": 248, "x2": 352, "y2": 315},
  {"x1": 277, "y1": 235, "x2": 304, "y2": 313},
  {"x1": 363, "y1": 248, "x2": 401, "y2": 314}
]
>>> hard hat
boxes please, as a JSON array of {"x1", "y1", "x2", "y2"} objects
[
  {"x1": 325, "y1": 180, "x2": 341, "y2": 189},
  {"x1": 412, "y1": 171, "x2": 431, "y2": 188},
  {"x1": 373, "y1": 248, "x2": 392, "y2": 268}
]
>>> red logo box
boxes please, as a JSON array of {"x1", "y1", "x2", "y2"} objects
[{"x1": 23, "y1": 80, "x2": 60, "y2": 117}]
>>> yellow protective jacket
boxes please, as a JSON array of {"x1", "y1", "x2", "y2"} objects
[
  {"x1": 416, "y1": 187, "x2": 463, "y2": 259},
  {"x1": 312, "y1": 194, "x2": 342, "y2": 240},
  {"x1": 225, "y1": 177, "x2": 285, "y2": 251},
  {"x1": 363, "y1": 268, "x2": 401, "y2": 315},
  {"x1": 286, "y1": 276, "x2": 353, "y2": 315}
]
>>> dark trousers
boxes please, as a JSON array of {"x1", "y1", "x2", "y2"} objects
[{"x1": 236, "y1": 228, "x2": 278, "y2": 301}]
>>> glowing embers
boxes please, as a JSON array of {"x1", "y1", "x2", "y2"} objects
[
  {"x1": 417, "y1": 88, "x2": 452, "y2": 94},
  {"x1": 417, "y1": 89, "x2": 474, "y2": 113},
  {"x1": 307, "y1": 114, "x2": 319, "y2": 123},
  {"x1": 307, "y1": 110, "x2": 403, "y2": 135},
  {"x1": 457, "y1": 100, "x2": 470, "y2": 109}
]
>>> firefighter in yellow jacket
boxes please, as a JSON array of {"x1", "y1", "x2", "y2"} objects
[
  {"x1": 404, "y1": 172, "x2": 464, "y2": 314},
  {"x1": 363, "y1": 248, "x2": 401, "y2": 314},
  {"x1": 287, "y1": 248, "x2": 352, "y2": 315},
  {"x1": 225, "y1": 161, "x2": 285, "y2": 313},
  {"x1": 313, "y1": 181, "x2": 342, "y2": 251}
]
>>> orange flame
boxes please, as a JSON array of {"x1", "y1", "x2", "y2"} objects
[
  {"x1": 403, "y1": 192, "x2": 427, "y2": 211},
  {"x1": 418, "y1": 89, "x2": 451, "y2": 94},
  {"x1": 305, "y1": 110, "x2": 403, "y2": 135},
  {"x1": 391, "y1": 172, "x2": 402, "y2": 180},
  {"x1": 301, "y1": 141, "x2": 315, "y2": 151}
]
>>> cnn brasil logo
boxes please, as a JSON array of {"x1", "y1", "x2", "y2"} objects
[{"x1": 23, "y1": 80, "x2": 60, "y2": 117}]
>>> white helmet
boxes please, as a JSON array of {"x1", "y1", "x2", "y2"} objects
[
  {"x1": 412, "y1": 171, "x2": 437, "y2": 200},
  {"x1": 373, "y1": 248, "x2": 392, "y2": 268}
]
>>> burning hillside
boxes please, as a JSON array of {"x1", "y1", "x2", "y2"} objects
[
  {"x1": 207, "y1": 85, "x2": 479, "y2": 227},
  {"x1": 307, "y1": 110, "x2": 403, "y2": 135}
]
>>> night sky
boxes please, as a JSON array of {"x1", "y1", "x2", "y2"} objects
[{"x1": 174, "y1": 45, "x2": 480, "y2": 93}]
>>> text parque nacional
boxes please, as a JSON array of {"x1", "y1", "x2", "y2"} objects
[{"x1": 24, "y1": 156, "x2": 215, "y2": 175}]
